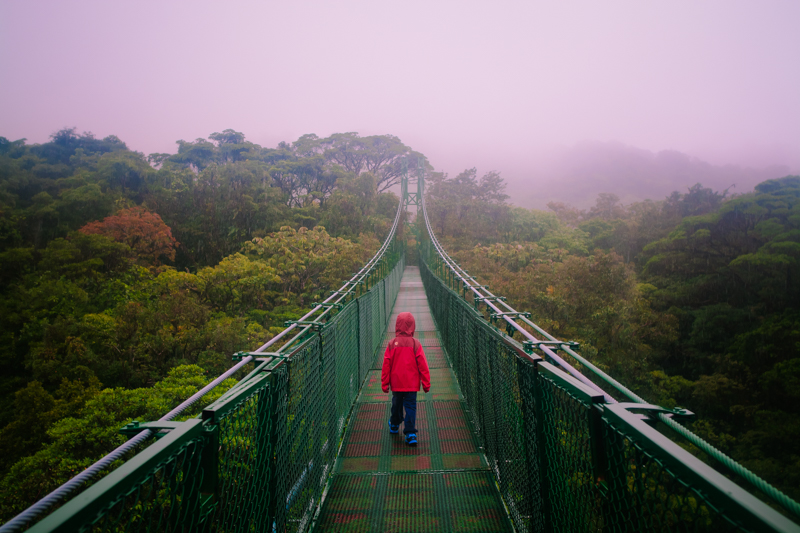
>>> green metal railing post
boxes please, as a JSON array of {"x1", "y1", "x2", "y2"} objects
[
  {"x1": 198, "y1": 423, "x2": 219, "y2": 521},
  {"x1": 517, "y1": 355, "x2": 542, "y2": 533},
  {"x1": 355, "y1": 290, "x2": 363, "y2": 389},
  {"x1": 589, "y1": 402, "x2": 613, "y2": 531},
  {"x1": 533, "y1": 362, "x2": 554, "y2": 533},
  {"x1": 260, "y1": 371, "x2": 280, "y2": 531}
]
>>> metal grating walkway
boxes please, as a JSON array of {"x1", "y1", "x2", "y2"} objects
[{"x1": 314, "y1": 266, "x2": 514, "y2": 532}]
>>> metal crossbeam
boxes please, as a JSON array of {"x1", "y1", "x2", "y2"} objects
[{"x1": 522, "y1": 340, "x2": 580, "y2": 354}]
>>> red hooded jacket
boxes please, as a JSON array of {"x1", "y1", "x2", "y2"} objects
[{"x1": 381, "y1": 312, "x2": 431, "y2": 393}]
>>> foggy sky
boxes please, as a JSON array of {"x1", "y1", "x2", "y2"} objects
[{"x1": 2, "y1": 1, "x2": 799, "y2": 196}]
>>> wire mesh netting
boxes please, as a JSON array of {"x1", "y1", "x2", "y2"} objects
[
  {"x1": 335, "y1": 301, "x2": 360, "y2": 439},
  {"x1": 87, "y1": 435, "x2": 207, "y2": 533},
  {"x1": 209, "y1": 370, "x2": 285, "y2": 533},
  {"x1": 281, "y1": 335, "x2": 326, "y2": 532},
  {"x1": 535, "y1": 368, "x2": 600, "y2": 532},
  {"x1": 420, "y1": 259, "x2": 541, "y2": 533},
  {"x1": 600, "y1": 416, "x2": 749, "y2": 533},
  {"x1": 358, "y1": 294, "x2": 373, "y2": 386}
]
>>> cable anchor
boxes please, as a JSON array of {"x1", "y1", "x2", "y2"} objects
[
  {"x1": 283, "y1": 320, "x2": 324, "y2": 331},
  {"x1": 232, "y1": 351, "x2": 290, "y2": 362},
  {"x1": 523, "y1": 340, "x2": 580, "y2": 354}
]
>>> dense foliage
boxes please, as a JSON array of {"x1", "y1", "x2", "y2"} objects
[
  {"x1": 427, "y1": 172, "x2": 800, "y2": 500},
  {"x1": 0, "y1": 365, "x2": 237, "y2": 521},
  {"x1": 641, "y1": 177, "x2": 800, "y2": 494},
  {"x1": 0, "y1": 128, "x2": 405, "y2": 521},
  {"x1": 1, "y1": 125, "x2": 797, "y2": 519}
]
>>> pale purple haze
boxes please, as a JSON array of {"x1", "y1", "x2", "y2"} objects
[{"x1": 2, "y1": 1, "x2": 799, "y2": 207}]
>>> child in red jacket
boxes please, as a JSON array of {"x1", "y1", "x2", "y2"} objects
[{"x1": 382, "y1": 312, "x2": 431, "y2": 446}]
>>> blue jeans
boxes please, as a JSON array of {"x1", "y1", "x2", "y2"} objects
[{"x1": 391, "y1": 391, "x2": 417, "y2": 435}]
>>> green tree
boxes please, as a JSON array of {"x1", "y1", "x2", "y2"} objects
[
  {"x1": 635, "y1": 176, "x2": 800, "y2": 498},
  {"x1": 317, "y1": 133, "x2": 425, "y2": 192},
  {"x1": 197, "y1": 253, "x2": 280, "y2": 315},
  {"x1": 425, "y1": 168, "x2": 511, "y2": 246},
  {"x1": 0, "y1": 366, "x2": 236, "y2": 523},
  {"x1": 242, "y1": 225, "x2": 378, "y2": 306},
  {"x1": 170, "y1": 138, "x2": 217, "y2": 172},
  {"x1": 0, "y1": 375, "x2": 101, "y2": 476}
]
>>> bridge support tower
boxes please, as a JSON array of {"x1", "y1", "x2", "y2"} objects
[{"x1": 401, "y1": 157, "x2": 424, "y2": 209}]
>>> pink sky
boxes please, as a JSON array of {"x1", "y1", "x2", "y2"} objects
[{"x1": 2, "y1": 1, "x2": 799, "y2": 182}]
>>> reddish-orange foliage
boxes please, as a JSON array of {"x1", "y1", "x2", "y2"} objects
[{"x1": 79, "y1": 206, "x2": 178, "y2": 264}]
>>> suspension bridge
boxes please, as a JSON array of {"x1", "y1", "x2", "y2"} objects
[{"x1": 5, "y1": 165, "x2": 800, "y2": 532}]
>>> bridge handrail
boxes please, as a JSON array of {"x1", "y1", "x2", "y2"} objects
[
  {"x1": 4, "y1": 197, "x2": 406, "y2": 533},
  {"x1": 419, "y1": 192, "x2": 800, "y2": 527}
]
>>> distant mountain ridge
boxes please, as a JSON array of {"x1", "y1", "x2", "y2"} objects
[{"x1": 511, "y1": 141, "x2": 795, "y2": 209}]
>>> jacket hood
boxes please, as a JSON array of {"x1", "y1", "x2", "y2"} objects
[{"x1": 395, "y1": 312, "x2": 415, "y2": 337}]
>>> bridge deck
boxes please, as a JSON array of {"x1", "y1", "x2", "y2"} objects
[{"x1": 314, "y1": 266, "x2": 514, "y2": 532}]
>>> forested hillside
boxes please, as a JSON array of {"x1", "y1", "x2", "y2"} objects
[
  {"x1": 0, "y1": 129, "x2": 416, "y2": 520},
  {"x1": 426, "y1": 170, "x2": 800, "y2": 501}
]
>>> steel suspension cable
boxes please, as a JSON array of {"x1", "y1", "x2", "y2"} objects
[{"x1": 420, "y1": 195, "x2": 615, "y2": 402}]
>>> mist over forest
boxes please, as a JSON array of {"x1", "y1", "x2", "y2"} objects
[{"x1": 503, "y1": 141, "x2": 794, "y2": 210}]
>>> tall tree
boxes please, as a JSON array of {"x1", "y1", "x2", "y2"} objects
[{"x1": 318, "y1": 133, "x2": 427, "y2": 192}]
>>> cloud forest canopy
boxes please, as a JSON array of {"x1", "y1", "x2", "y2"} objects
[
  {"x1": 0, "y1": 127, "x2": 798, "y2": 523},
  {"x1": 0, "y1": 128, "x2": 408, "y2": 522}
]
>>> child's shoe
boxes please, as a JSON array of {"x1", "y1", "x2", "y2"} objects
[
  {"x1": 388, "y1": 420, "x2": 399, "y2": 434},
  {"x1": 405, "y1": 433, "x2": 418, "y2": 446}
]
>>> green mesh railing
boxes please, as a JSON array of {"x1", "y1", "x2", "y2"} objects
[
  {"x1": 418, "y1": 194, "x2": 800, "y2": 533},
  {"x1": 17, "y1": 202, "x2": 405, "y2": 532},
  {"x1": 24, "y1": 258, "x2": 405, "y2": 533}
]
